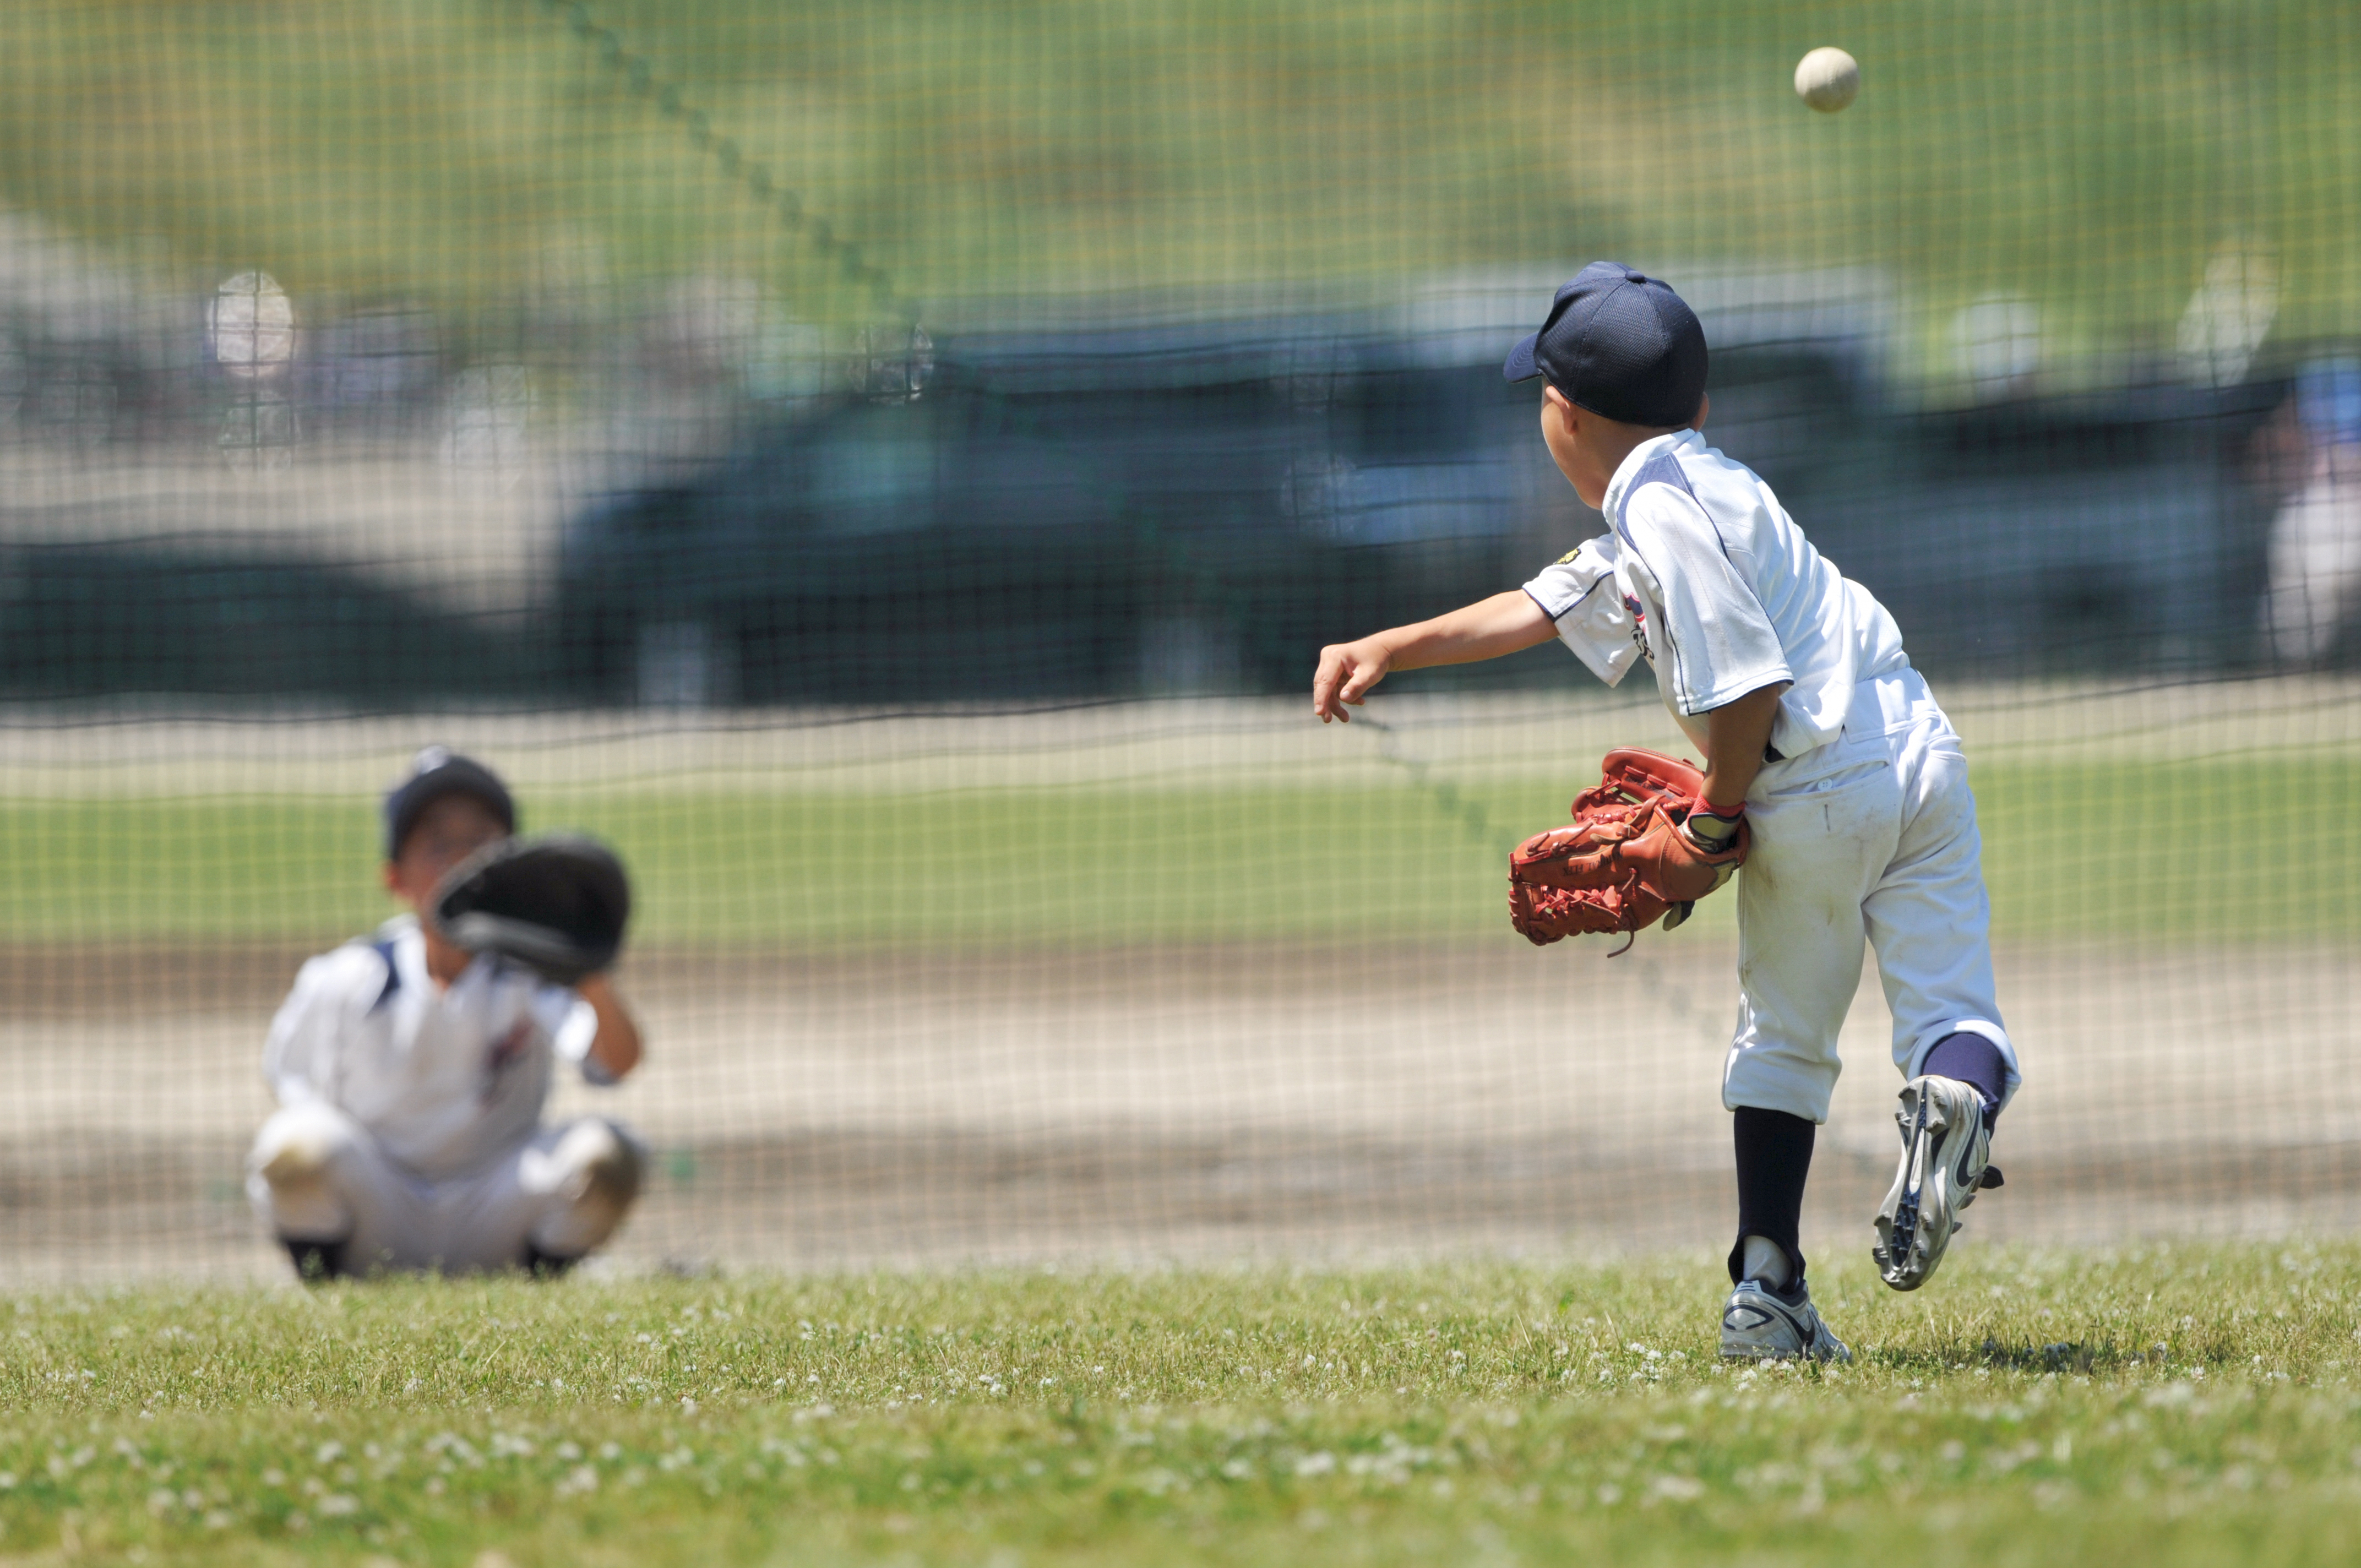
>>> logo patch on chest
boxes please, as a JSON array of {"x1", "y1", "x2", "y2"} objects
[
  {"x1": 1624, "y1": 594, "x2": 1655, "y2": 665},
  {"x1": 482, "y1": 1017, "x2": 535, "y2": 1102}
]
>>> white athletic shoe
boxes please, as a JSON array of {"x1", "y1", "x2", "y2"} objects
[
  {"x1": 1720, "y1": 1278, "x2": 1851, "y2": 1363},
  {"x1": 1872, "y1": 1074, "x2": 1991, "y2": 1292}
]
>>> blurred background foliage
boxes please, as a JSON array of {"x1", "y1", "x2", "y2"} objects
[{"x1": 2, "y1": 0, "x2": 2353, "y2": 382}]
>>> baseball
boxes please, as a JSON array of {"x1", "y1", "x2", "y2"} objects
[{"x1": 1794, "y1": 47, "x2": 1859, "y2": 113}]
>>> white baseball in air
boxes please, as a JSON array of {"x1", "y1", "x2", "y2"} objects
[{"x1": 1794, "y1": 47, "x2": 1860, "y2": 113}]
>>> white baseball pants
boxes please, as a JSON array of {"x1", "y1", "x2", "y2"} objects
[
  {"x1": 1722, "y1": 668, "x2": 2020, "y2": 1124},
  {"x1": 247, "y1": 1102, "x2": 645, "y2": 1274}
]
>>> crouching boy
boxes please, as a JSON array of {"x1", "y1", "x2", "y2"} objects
[{"x1": 247, "y1": 748, "x2": 645, "y2": 1279}]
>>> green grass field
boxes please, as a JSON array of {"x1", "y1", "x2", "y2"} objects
[
  {"x1": 6, "y1": 1, "x2": 2357, "y2": 367},
  {"x1": 0, "y1": 1245, "x2": 2355, "y2": 1566},
  {"x1": 3, "y1": 759, "x2": 2354, "y2": 948}
]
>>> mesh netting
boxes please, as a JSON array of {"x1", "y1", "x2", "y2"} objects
[{"x1": 0, "y1": 0, "x2": 2355, "y2": 1280}]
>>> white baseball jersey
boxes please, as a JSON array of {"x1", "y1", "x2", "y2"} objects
[
  {"x1": 1519, "y1": 429, "x2": 2018, "y2": 1121},
  {"x1": 261, "y1": 915, "x2": 607, "y2": 1182},
  {"x1": 1521, "y1": 428, "x2": 1911, "y2": 766}
]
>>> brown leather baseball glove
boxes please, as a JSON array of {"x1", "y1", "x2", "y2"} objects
[{"x1": 1508, "y1": 748, "x2": 1748, "y2": 951}]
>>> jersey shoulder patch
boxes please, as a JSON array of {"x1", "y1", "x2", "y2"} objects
[
  {"x1": 1629, "y1": 447, "x2": 1699, "y2": 505},
  {"x1": 368, "y1": 938, "x2": 402, "y2": 1012}
]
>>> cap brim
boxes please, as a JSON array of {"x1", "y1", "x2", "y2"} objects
[{"x1": 1502, "y1": 332, "x2": 1541, "y2": 383}]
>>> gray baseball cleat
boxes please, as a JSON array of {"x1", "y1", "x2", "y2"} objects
[
  {"x1": 1873, "y1": 1074, "x2": 1993, "y2": 1292},
  {"x1": 1720, "y1": 1278, "x2": 1851, "y2": 1363}
]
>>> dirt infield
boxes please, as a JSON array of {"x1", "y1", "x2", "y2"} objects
[{"x1": 3, "y1": 935, "x2": 2354, "y2": 1282}]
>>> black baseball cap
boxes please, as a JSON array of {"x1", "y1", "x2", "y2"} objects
[
  {"x1": 1503, "y1": 262, "x2": 1709, "y2": 428},
  {"x1": 383, "y1": 746, "x2": 516, "y2": 860}
]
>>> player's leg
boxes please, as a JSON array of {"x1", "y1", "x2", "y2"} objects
[
  {"x1": 1718, "y1": 755, "x2": 1900, "y2": 1360},
  {"x1": 521, "y1": 1118, "x2": 645, "y2": 1271},
  {"x1": 1863, "y1": 720, "x2": 2020, "y2": 1291},
  {"x1": 441, "y1": 1118, "x2": 647, "y2": 1275},
  {"x1": 245, "y1": 1103, "x2": 432, "y2": 1280}
]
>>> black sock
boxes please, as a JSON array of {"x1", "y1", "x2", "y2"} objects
[
  {"x1": 1922, "y1": 1032, "x2": 2008, "y2": 1128},
  {"x1": 1729, "y1": 1106, "x2": 1815, "y2": 1288},
  {"x1": 284, "y1": 1238, "x2": 348, "y2": 1283},
  {"x1": 522, "y1": 1245, "x2": 579, "y2": 1279}
]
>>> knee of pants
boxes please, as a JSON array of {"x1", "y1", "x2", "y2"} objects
[
  {"x1": 1722, "y1": 1043, "x2": 1842, "y2": 1125},
  {"x1": 249, "y1": 1102, "x2": 363, "y2": 1187},
  {"x1": 572, "y1": 1120, "x2": 644, "y2": 1213},
  {"x1": 247, "y1": 1102, "x2": 363, "y2": 1239},
  {"x1": 525, "y1": 1119, "x2": 645, "y2": 1254}
]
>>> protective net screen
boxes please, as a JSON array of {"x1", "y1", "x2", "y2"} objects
[{"x1": 1, "y1": 0, "x2": 2355, "y2": 1281}]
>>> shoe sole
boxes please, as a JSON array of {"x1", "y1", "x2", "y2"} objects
[{"x1": 1872, "y1": 1076, "x2": 1987, "y2": 1292}]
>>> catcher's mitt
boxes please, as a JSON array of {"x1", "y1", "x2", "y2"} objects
[
  {"x1": 1508, "y1": 748, "x2": 1748, "y2": 951},
  {"x1": 432, "y1": 834, "x2": 632, "y2": 985}
]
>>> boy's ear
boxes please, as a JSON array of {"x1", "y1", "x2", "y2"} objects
[{"x1": 1691, "y1": 392, "x2": 1709, "y2": 431}]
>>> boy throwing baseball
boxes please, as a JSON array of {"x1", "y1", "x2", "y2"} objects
[
  {"x1": 246, "y1": 748, "x2": 646, "y2": 1280},
  {"x1": 1312, "y1": 263, "x2": 2021, "y2": 1359}
]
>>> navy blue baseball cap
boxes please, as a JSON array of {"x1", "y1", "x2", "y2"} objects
[
  {"x1": 383, "y1": 746, "x2": 515, "y2": 859},
  {"x1": 1503, "y1": 262, "x2": 1709, "y2": 428}
]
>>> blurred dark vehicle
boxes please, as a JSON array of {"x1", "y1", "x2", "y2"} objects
[
  {"x1": 1805, "y1": 382, "x2": 2288, "y2": 672},
  {"x1": 557, "y1": 324, "x2": 1555, "y2": 705},
  {"x1": 0, "y1": 542, "x2": 531, "y2": 703},
  {"x1": 559, "y1": 318, "x2": 2288, "y2": 707}
]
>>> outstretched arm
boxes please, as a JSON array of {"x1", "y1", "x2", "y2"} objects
[{"x1": 1312, "y1": 590, "x2": 1557, "y2": 723}]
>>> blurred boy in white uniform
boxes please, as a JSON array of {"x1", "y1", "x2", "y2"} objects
[{"x1": 247, "y1": 749, "x2": 646, "y2": 1279}]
